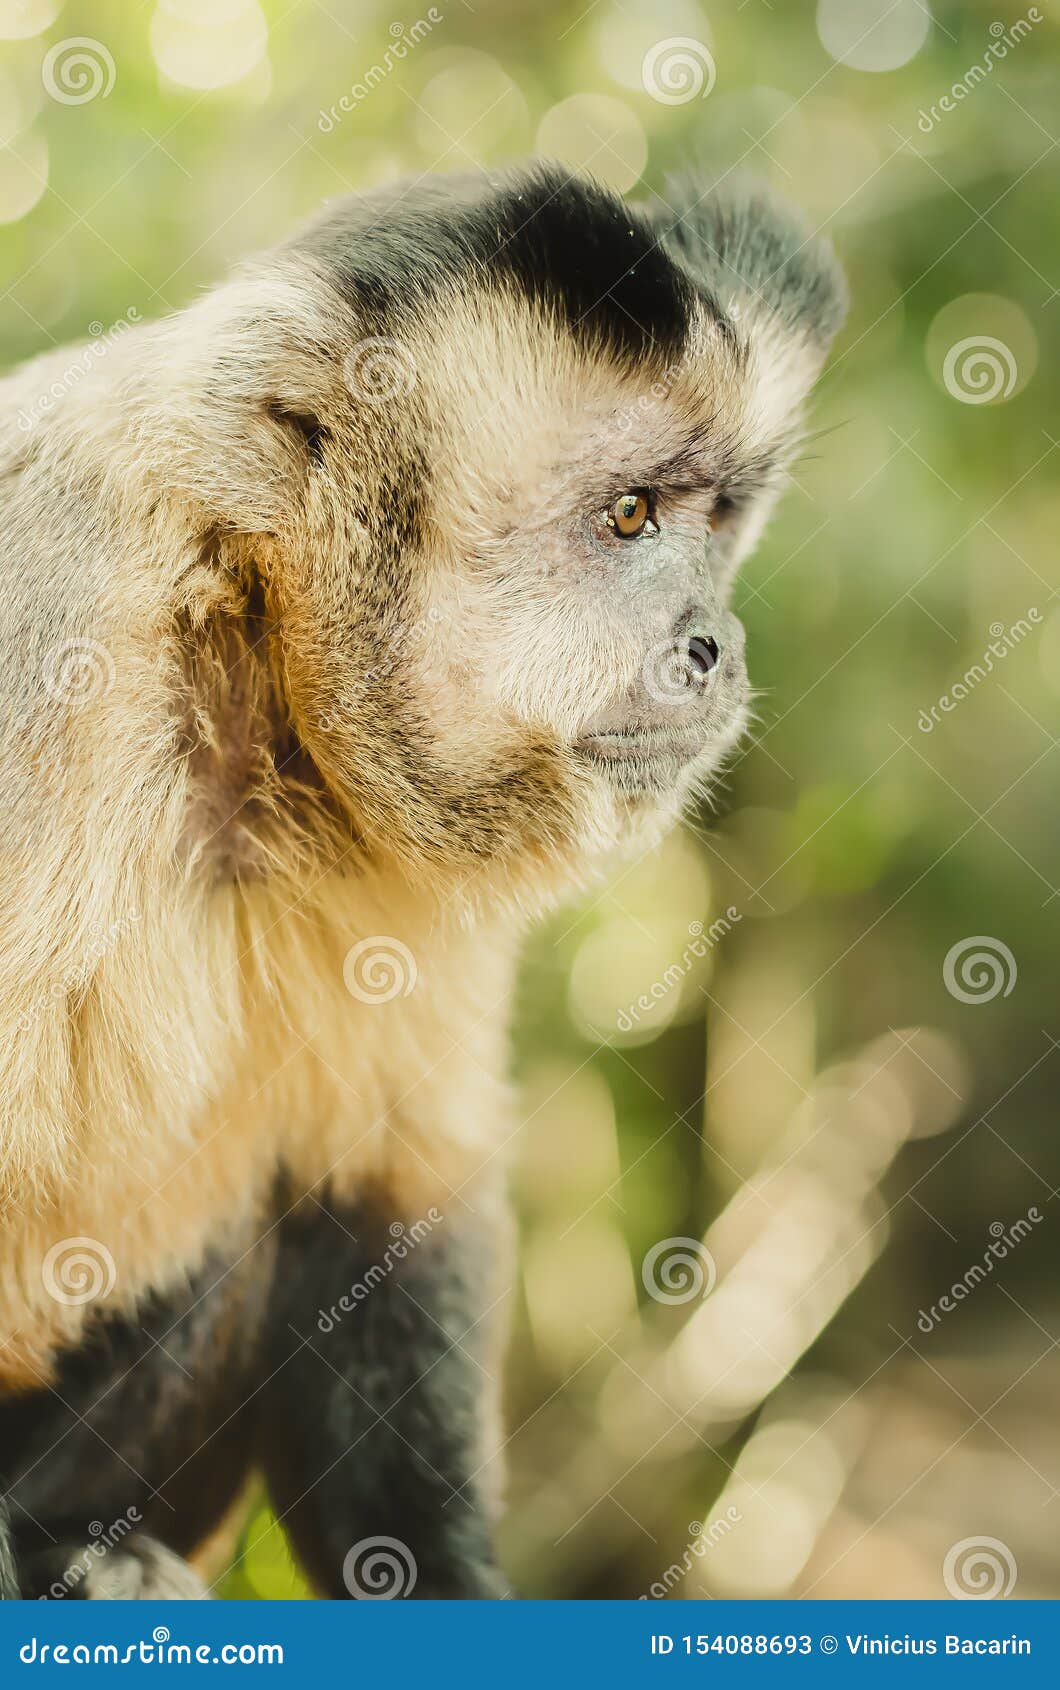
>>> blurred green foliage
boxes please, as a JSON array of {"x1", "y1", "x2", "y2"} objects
[{"x1": 3, "y1": 0, "x2": 1057, "y2": 1600}]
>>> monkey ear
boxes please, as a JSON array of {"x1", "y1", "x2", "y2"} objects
[
  {"x1": 643, "y1": 173, "x2": 848, "y2": 362},
  {"x1": 636, "y1": 176, "x2": 846, "y2": 602}
]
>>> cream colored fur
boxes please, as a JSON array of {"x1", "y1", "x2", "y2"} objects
[{"x1": 0, "y1": 222, "x2": 828, "y2": 1390}]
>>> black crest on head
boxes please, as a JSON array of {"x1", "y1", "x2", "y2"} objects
[{"x1": 293, "y1": 163, "x2": 697, "y2": 373}]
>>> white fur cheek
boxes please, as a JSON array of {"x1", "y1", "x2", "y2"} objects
[
  {"x1": 423, "y1": 564, "x2": 647, "y2": 746},
  {"x1": 482, "y1": 596, "x2": 622, "y2": 738}
]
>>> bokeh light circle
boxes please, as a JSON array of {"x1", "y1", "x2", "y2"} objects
[
  {"x1": 926, "y1": 294, "x2": 1037, "y2": 405},
  {"x1": 535, "y1": 94, "x2": 646, "y2": 192},
  {"x1": 816, "y1": 0, "x2": 931, "y2": 72}
]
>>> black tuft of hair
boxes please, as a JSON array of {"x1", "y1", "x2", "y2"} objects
[
  {"x1": 291, "y1": 163, "x2": 697, "y2": 372},
  {"x1": 647, "y1": 173, "x2": 848, "y2": 350}
]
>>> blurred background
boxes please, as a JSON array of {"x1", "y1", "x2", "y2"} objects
[{"x1": 2, "y1": 0, "x2": 1057, "y2": 1601}]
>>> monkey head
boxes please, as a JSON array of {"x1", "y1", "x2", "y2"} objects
[{"x1": 163, "y1": 165, "x2": 845, "y2": 897}]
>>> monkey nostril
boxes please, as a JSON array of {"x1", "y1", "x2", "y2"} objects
[{"x1": 686, "y1": 634, "x2": 721, "y2": 680}]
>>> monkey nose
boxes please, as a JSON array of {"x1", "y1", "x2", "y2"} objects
[{"x1": 685, "y1": 633, "x2": 721, "y2": 684}]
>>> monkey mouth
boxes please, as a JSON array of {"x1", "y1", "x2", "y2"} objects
[{"x1": 574, "y1": 728, "x2": 709, "y2": 793}]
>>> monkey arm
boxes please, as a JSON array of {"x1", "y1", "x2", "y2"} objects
[{"x1": 258, "y1": 1190, "x2": 511, "y2": 1599}]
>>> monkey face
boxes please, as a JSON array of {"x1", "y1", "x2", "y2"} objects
[
  {"x1": 249, "y1": 166, "x2": 845, "y2": 887},
  {"x1": 403, "y1": 319, "x2": 756, "y2": 816}
]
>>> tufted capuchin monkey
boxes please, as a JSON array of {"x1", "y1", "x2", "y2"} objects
[{"x1": 0, "y1": 163, "x2": 844, "y2": 1599}]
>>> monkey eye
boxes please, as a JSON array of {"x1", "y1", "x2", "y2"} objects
[{"x1": 605, "y1": 490, "x2": 657, "y2": 539}]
